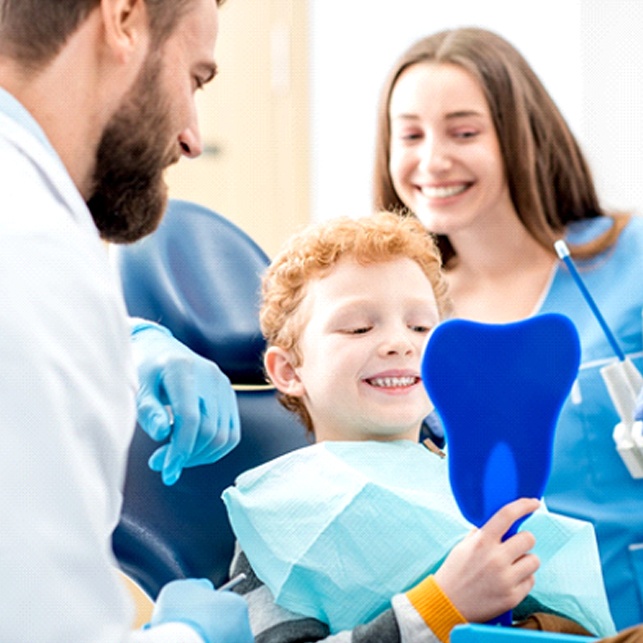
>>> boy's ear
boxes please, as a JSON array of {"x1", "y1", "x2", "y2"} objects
[
  {"x1": 100, "y1": 0, "x2": 149, "y2": 63},
  {"x1": 264, "y1": 347, "x2": 306, "y2": 397}
]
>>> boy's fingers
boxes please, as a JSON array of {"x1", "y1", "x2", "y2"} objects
[
  {"x1": 502, "y1": 529, "x2": 537, "y2": 561},
  {"x1": 482, "y1": 498, "x2": 540, "y2": 541},
  {"x1": 513, "y1": 552, "x2": 540, "y2": 579}
]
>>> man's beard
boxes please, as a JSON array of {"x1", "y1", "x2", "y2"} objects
[{"x1": 87, "y1": 53, "x2": 180, "y2": 243}]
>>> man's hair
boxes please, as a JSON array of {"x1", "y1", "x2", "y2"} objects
[
  {"x1": 0, "y1": 0, "x2": 222, "y2": 68},
  {"x1": 260, "y1": 210, "x2": 451, "y2": 433},
  {"x1": 372, "y1": 26, "x2": 629, "y2": 264}
]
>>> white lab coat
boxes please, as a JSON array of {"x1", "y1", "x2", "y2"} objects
[{"x1": 0, "y1": 93, "x2": 202, "y2": 642}]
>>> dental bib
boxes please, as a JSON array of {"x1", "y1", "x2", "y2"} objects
[{"x1": 222, "y1": 440, "x2": 615, "y2": 636}]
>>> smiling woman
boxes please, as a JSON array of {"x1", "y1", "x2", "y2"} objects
[
  {"x1": 371, "y1": 26, "x2": 643, "y2": 630},
  {"x1": 387, "y1": 62, "x2": 513, "y2": 248}
]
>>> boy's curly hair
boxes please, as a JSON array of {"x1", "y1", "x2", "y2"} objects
[{"x1": 260, "y1": 210, "x2": 451, "y2": 433}]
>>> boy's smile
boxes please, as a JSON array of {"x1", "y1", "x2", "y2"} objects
[{"x1": 364, "y1": 371, "x2": 422, "y2": 392}]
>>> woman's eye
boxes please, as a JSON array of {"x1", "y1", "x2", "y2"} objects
[
  {"x1": 400, "y1": 132, "x2": 422, "y2": 142},
  {"x1": 392, "y1": 127, "x2": 422, "y2": 142},
  {"x1": 453, "y1": 129, "x2": 478, "y2": 139}
]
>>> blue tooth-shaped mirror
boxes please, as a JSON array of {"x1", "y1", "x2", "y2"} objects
[{"x1": 421, "y1": 313, "x2": 581, "y2": 626}]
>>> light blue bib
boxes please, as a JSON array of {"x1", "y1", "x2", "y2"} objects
[{"x1": 222, "y1": 440, "x2": 615, "y2": 635}]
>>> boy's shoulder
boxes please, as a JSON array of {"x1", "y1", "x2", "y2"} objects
[{"x1": 229, "y1": 439, "x2": 445, "y2": 492}]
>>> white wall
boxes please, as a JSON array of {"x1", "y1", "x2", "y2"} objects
[
  {"x1": 309, "y1": 0, "x2": 643, "y2": 221},
  {"x1": 581, "y1": 1, "x2": 643, "y2": 214}
]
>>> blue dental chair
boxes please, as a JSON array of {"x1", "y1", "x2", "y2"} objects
[
  {"x1": 114, "y1": 388, "x2": 308, "y2": 596},
  {"x1": 111, "y1": 199, "x2": 308, "y2": 598},
  {"x1": 113, "y1": 199, "x2": 269, "y2": 385}
]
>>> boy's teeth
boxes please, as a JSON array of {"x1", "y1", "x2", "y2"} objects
[
  {"x1": 369, "y1": 376, "x2": 417, "y2": 388},
  {"x1": 421, "y1": 184, "x2": 467, "y2": 198}
]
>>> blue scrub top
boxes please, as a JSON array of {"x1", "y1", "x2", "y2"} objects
[{"x1": 539, "y1": 215, "x2": 643, "y2": 629}]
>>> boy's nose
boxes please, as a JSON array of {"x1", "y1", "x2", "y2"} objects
[{"x1": 381, "y1": 331, "x2": 415, "y2": 356}]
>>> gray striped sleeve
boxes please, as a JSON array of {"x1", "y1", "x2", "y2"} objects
[{"x1": 229, "y1": 546, "x2": 408, "y2": 643}]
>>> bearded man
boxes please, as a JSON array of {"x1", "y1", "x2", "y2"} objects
[{"x1": 0, "y1": 1, "x2": 251, "y2": 640}]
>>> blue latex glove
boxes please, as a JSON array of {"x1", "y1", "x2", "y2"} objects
[
  {"x1": 635, "y1": 385, "x2": 643, "y2": 422},
  {"x1": 146, "y1": 578, "x2": 253, "y2": 642},
  {"x1": 130, "y1": 320, "x2": 241, "y2": 485}
]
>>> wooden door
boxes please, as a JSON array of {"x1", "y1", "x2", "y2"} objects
[{"x1": 165, "y1": 0, "x2": 311, "y2": 257}]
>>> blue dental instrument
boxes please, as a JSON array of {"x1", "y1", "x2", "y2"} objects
[
  {"x1": 554, "y1": 240, "x2": 643, "y2": 478},
  {"x1": 554, "y1": 239, "x2": 625, "y2": 361}
]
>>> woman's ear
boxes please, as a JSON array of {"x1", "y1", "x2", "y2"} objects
[{"x1": 264, "y1": 346, "x2": 306, "y2": 397}]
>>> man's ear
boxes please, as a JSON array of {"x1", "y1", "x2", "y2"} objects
[
  {"x1": 100, "y1": 0, "x2": 149, "y2": 63},
  {"x1": 264, "y1": 346, "x2": 306, "y2": 397}
]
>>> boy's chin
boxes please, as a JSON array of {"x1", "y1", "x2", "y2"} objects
[{"x1": 362, "y1": 424, "x2": 423, "y2": 442}]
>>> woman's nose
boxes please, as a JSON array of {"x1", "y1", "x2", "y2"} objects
[{"x1": 419, "y1": 135, "x2": 452, "y2": 174}]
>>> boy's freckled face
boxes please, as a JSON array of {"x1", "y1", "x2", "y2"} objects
[{"x1": 294, "y1": 256, "x2": 439, "y2": 442}]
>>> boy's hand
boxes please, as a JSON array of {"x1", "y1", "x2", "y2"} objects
[{"x1": 434, "y1": 497, "x2": 540, "y2": 623}]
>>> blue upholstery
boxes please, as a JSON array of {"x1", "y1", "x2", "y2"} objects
[
  {"x1": 113, "y1": 388, "x2": 309, "y2": 598},
  {"x1": 111, "y1": 200, "x2": 309, "y2": 598},
  {"x1": 112, "y1": 199, "x2": 270, "y2": 384},
  {"x1": 451, "y1": 624, "x2": 596, "y2": 643}
]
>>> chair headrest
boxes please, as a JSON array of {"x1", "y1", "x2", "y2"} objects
[{"x1": 113, "y1": 199, "x2": 270, "y2": 384}]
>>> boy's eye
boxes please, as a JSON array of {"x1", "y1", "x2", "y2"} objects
[
  {"x1": 410, "y1": 325, "x2": 431, "y2": 333},
  {"x1": 351, "y1": 326, "x2": 372, "y2": 334}
]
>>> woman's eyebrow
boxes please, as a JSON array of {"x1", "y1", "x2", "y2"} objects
[{"x1": 445, "y1": 109, "x2": 486, "y2": 119}]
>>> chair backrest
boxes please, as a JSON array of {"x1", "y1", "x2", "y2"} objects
[
  {"x1": 114, "y1": 389, "x2": 309, "y2": 598},
  {"x1": 112, "y1": 198, "x2": 269, "y2": 384},
  {"x1": 111, "y1": 200, "x2": 309, "y2": 597}
]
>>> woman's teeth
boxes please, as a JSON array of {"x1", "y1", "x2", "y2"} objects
[{"x1": 421, "y1": 184, "x2": 468, "y2": 198}]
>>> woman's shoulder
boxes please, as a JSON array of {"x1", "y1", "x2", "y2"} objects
[
  {"x1": 567, "y1": 214, "x2": 643, "y2": 256},
  {"x1": 623, "y1": 213, "x2": 643, "y2": 235},
  {"x1": 614, "y1": 213, "x2": 643, "y2": 250}
]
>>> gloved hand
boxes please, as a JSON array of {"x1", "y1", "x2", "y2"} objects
[
  {"x1": 130, "y1": 320, "x2": 241, "y2": 485},
  {"x1": 635, "y1": 385, "x2": 643, "y2": 422},
  {"x1": 147, "y1": 578, "x2": 253, "y2": 643}
]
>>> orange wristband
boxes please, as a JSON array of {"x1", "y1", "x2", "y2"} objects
[{"x1": 406, "y1": 575, "x2": 467, "y2": 643}]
